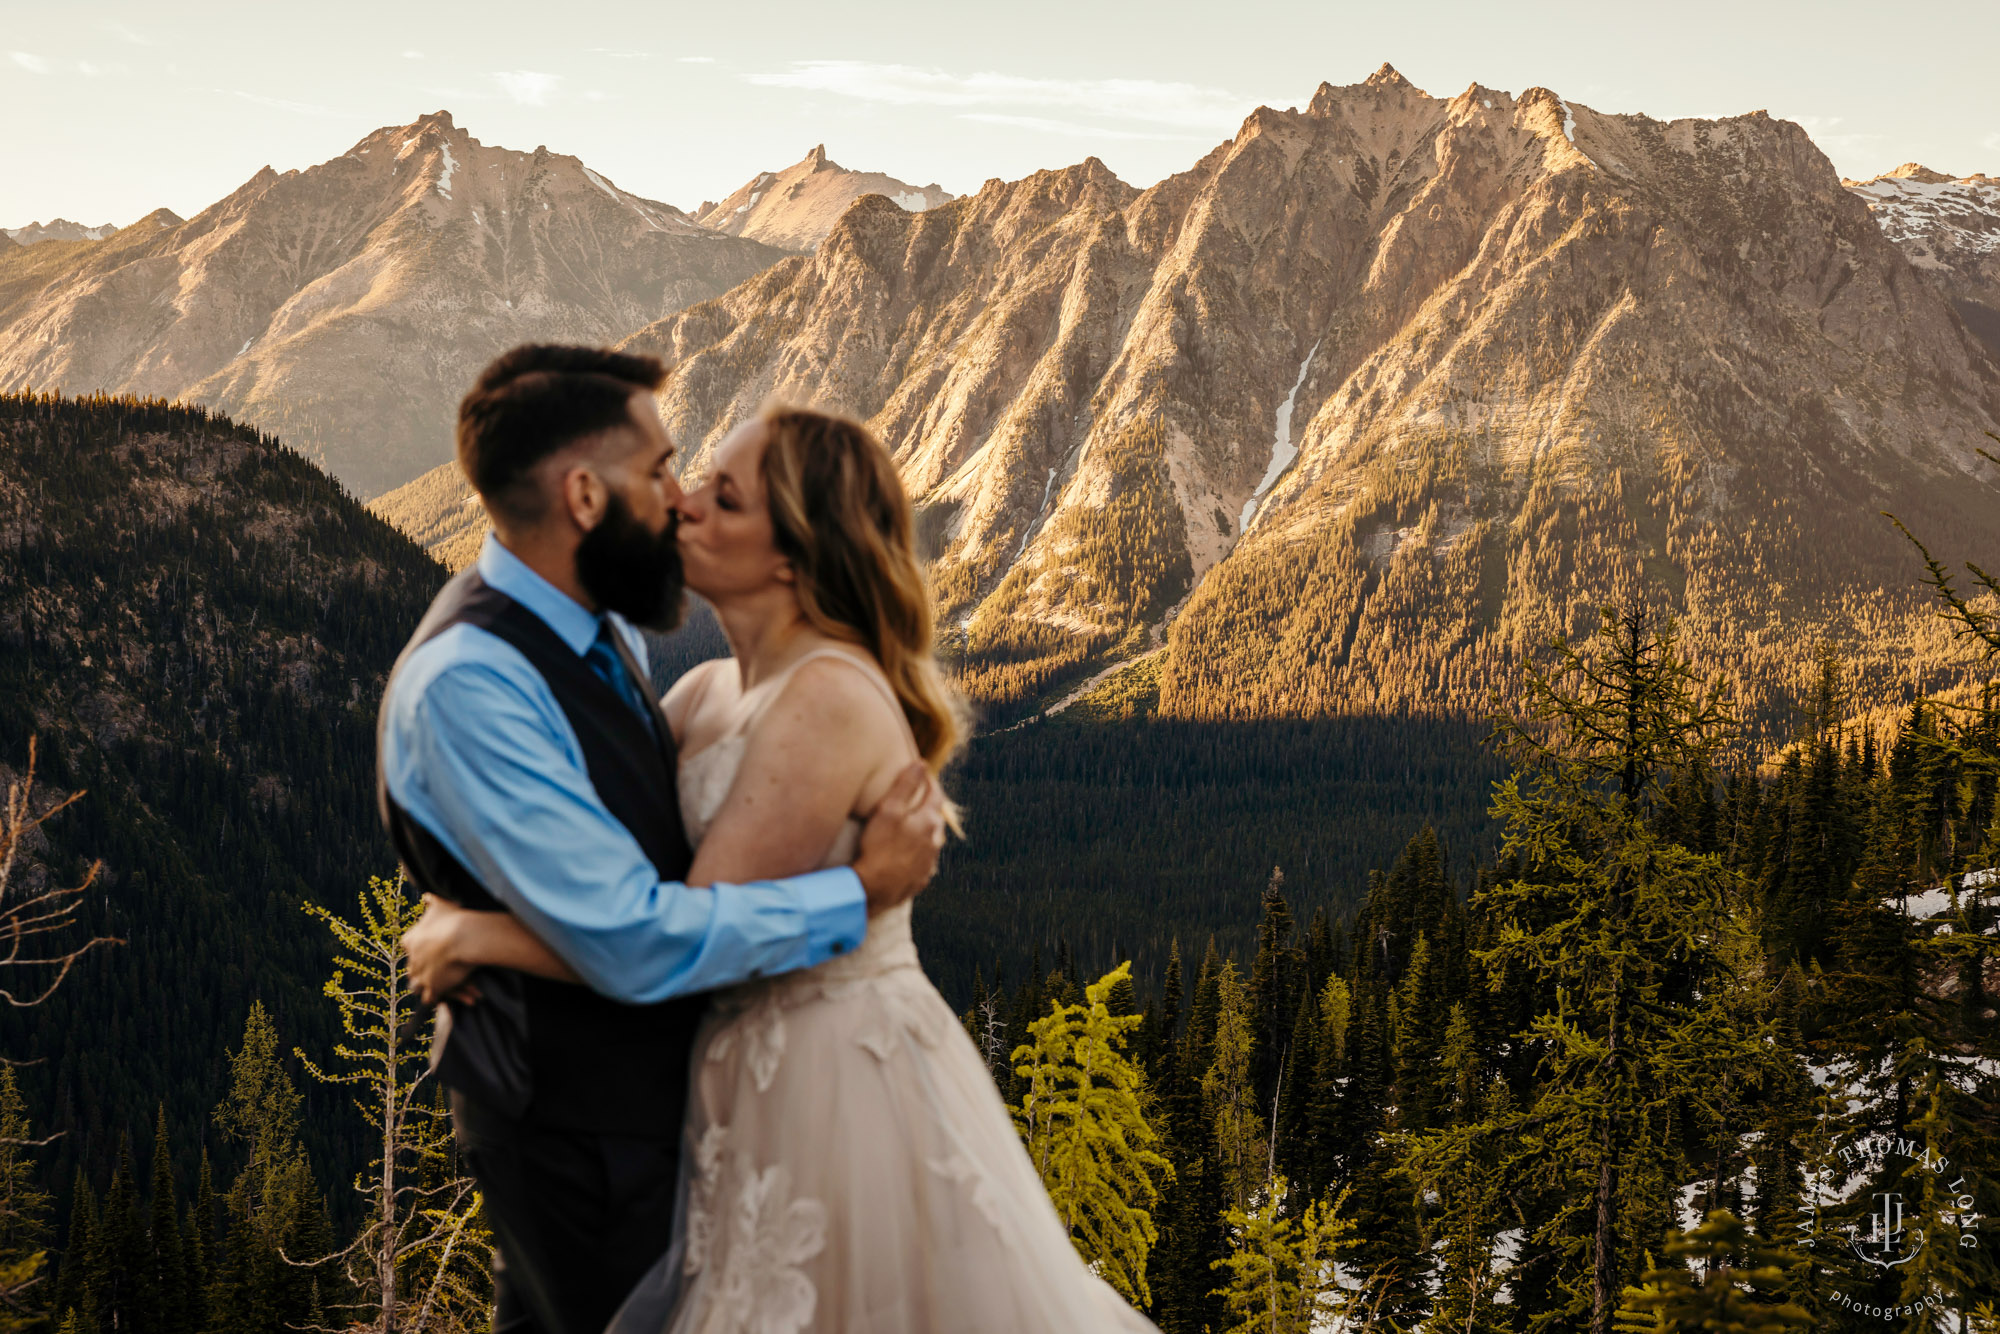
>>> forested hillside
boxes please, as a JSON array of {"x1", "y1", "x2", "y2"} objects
[{"x1": 0, "y1": 393, "x2": 447, "y2": 1209}]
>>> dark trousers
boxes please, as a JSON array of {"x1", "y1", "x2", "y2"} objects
[{"x1": 451, "y1": 1090, "x2": 680, "y2": 1334}]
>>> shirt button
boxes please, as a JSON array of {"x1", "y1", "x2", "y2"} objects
[{"x1": 830, "y1": 941, "x2": 846, "y2": 954}]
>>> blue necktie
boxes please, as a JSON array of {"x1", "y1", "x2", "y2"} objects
[{"x1": 585, "y1": 622, "x2": 653, "y2": 727}]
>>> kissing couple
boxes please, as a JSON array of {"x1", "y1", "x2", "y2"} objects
[{"x1": 384, "y1": 346, "x2": 1157, "y2": 1334}]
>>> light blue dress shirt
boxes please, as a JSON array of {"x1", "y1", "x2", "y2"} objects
[{"x1": 381, "y1": 534, "x2": 868, "y2": 1005}]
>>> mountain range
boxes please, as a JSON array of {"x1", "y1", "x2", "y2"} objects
[
  {"x1": 11, "y1": 77, "x2": 2000, "y2": 735},
  {"x1": 614, "y1": 65, "x2": 2000, "y2": 727},
  {"x1": 0, "y1": 112, "x2": 788, "y2": 497},
  {"x1": 3, "y1": 219, "x2": 119, "y2": 245}
]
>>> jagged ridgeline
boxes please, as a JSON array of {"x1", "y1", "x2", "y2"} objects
[
  {"x1": 0, "y1": 392, "x2": 447, "y2": 1196},
  {"x1": 610, "y1": 67, "x2": 2000, "y2": 733}
]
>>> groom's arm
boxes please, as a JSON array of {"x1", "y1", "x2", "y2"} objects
[{"x1": 386, "y1": 651, "x2": 866, "y2": 1005}]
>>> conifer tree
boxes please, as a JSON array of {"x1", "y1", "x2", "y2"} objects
[
  {"x1": 51, "y1": 1173, "x2": 95, "y2": 1334},
  {"x1": 98, "y1": 1139, "x2": 146, "y2": 1334},
  {"x1": 1247, "y1": 867, "x2": 1299, "y2": 1111},
  {"x1": 1201, "y1": 962, "x2": 1264, "y2": 1215},
  {"x1": 145, "y1": 1111, "x2": 181, "y2": 1334},
  {"x1": 1207, "y1": 1177, "x2": 1354, "y2": 1334},
  {"x1": 208, "y1": 1003, "x2": 332, "y2": 1334},
  {"x1": 1613, "y1": 1211, "x2": 1812, "y2": 1332},
  {"x1": 1475, "y1": 607, "x2": 1750, "y2": 1334},
  {"x1": 295, "y1": 876, "x2": 486, "y2": 1334},
  {"x1": 0, "y1": 1067, "x2": 51, "y2": 1331},
  {"x1": 1011, "y1": 961, "x2": 1173, "y2": 1308}
]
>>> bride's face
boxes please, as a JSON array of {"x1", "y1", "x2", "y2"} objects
[{"x1": 673, "y1": 420, "x2": 793, "y2": 602}]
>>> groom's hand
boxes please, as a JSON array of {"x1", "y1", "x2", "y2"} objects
[
  {"x1": 403, "y1": 894, "x2": 477, "y2": 1005},
  {"x1": 853, "y1": 762, "x2": 947, "y2": 915}
]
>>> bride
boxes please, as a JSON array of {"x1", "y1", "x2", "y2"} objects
[{"x1": 412, "y1": 407, "x2": 1157, "y2": 1333}]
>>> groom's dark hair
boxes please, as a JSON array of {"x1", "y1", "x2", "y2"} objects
[{"x1": 457, "y1": 344, "x2": 670, "y2": 525}]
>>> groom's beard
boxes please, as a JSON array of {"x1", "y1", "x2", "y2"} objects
[{"x1": 576, "y1": 492, "x2": 685, "y2": 632}]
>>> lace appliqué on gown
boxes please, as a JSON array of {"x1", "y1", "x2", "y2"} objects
[{"x1": 681, "y1": 1135, "x2": 829, "y2": 1334}]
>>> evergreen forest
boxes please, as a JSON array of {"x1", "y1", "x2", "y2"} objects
[{"x1": 1, "y1": 392, "x2": 1996, "y2": 1331}]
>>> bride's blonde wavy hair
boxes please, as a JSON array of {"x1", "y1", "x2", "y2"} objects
[{"x1": 757, "y1": 407, "x2": 968, "y2": 775}]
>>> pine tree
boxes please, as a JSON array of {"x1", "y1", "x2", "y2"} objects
[
  {"x1": 208, "y1": 1003, "x2": 331, "y2": 1334},
  {"x1": 145, "y1": 1111, "x2": 181, "y2": 1334},
  {"x1": 1247, "y1": 867, "x2": 1299, "y2": 1112},
  {"x1": 1011, "y1": 961, "x2": 1173, "y2": 1308},
  {"x1": 51, "y1": 1173, "x2": 96, "y2": 1334},
  {"x1": 98, "y1": 1139, "x2": 146, "y2": 1334}
]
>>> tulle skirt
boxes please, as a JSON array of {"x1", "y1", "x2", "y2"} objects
[{"x1": 607, "y1": 909, "x2": 1157, "y2": 1334}]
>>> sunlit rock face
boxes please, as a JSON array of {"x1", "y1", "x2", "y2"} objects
[
  {"x1": 613, "y1": 67, "x2": 2000, "y2": 724},
  {"x1": 0, "y1": 111, "x2": 789, "y2": 497}
]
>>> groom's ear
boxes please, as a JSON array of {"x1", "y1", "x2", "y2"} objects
[{"x1": 559, "y1": 462, "x2": 609, "y2": 534}]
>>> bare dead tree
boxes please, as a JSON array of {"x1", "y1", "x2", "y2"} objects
[
  {"x1": 0, "y1": 737, "x2": 119, "y2": 1322},
  {"x1": 0, "y1": 738, "x2": 121, "y2": 1027}
]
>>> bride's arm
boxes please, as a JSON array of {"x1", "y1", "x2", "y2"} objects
[{"x1": 687, "y1": 657, "x2": 908, "y2": 888}]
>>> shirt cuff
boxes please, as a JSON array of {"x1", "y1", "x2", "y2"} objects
[{"x1": 788, "y1": 866, "x2": 869, "y2": 964}]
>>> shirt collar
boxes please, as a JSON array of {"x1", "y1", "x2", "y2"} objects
[{"x1": 476, "y1": 531, "x2": 605, "y2": 656}]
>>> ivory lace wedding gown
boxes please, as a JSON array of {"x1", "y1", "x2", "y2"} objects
[{"x1": 609, "y1": 648, "x2": 1158, "y2": 1334}]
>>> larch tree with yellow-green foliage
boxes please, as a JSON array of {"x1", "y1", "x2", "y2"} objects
[
  {"x1": 1012, "y1": 961, "x2": 1173, "y2": 1307},
  {"x1": 1208, "y1": 1175, "x2": 1354, "y2": 1334},
  {"x1": 295, "y1": 876, "x2": 488, "y2": 1334}
]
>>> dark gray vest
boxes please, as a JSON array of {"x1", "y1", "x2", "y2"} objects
[{"x1": 378, "y1": 565, "x2": 700, "y2": 1138}]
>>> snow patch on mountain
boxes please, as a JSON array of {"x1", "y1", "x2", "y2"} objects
[
  {"x1": 436, "y1": 143, "x2": 458, "y2": 199},
  {"x1": 1240, "y1": 342, "x2": 1319, "y2": 532},
  {"x1": 582, "y1": 167, "x2": 620, "y2": 202},
  {"x1": 1849, "y1": 172, "x2": 2000, "y2": 258}
]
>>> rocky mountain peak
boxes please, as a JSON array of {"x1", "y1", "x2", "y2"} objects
[
  {"x1": 691, "y1": 144, "x2": 956, "y2": 252},
  {"x1": 2, "y1": 218, "x2": 121, "y2": 246},
  {"x1": 1365, "y1": 62, "x2": 1411, "y2": 89},
  {"x1": 0, "y1": 112, "x2": 789, "y2": 496},
  {"x1": 606, "y1": 72, "x2": 2000, "y2": 729},
  {"x1": 1888, "y1": 162, "x2": 1956, "y2": 184}
]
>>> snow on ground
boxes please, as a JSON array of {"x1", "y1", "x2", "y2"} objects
[
  {"x1": 236, "y1": 338, "x2": 252, "y2": 357},
  {"x1": 889, "y1": 191, "x2": 932, "y2": 211},
  {"x1": 1240, "y1": 341, "x2": 1319, "y2": 533},
  {"x1": 582, "y1": 167, "x2": 621, "y2": 202},
  {"x1": 436, "y1": 143, "x2": 458, "y2": 199}
]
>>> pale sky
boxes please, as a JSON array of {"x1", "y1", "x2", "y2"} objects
[{"x1": 4, "y1": 0, "x2": 1996, "y2": 229}]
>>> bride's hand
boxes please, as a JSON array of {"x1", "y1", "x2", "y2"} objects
[{"x1": 403, "y1": 893, "x2": 478, "y2": 1005}]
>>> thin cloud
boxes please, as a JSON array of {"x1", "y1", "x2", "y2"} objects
[
  {"x1": 492, "y1": 69, "x2": 560, "y2": 105},
  {"x1": 588, "y1": 48, "x2": 653, "y2": 59},
  {"x1": 402, "y1": 50, "x2": 425, "y2": 60},
  {"x1": 98, "y1": 20, "x2": 151, "y2": 46},
  {"x1": 9, "y1": 51, "x2": 49, "y2": 75},
  {"x1": 678, "y1": 56, "x2": 717, "y2": 64},
  {"x1": 222, "y1": 88, "x2": 340, "y2": 118},
  {"x1": 1983, "y1": 132, "x2": 2000, "y2": 155},
  {"x1": 958, "y1": 112, "x2": 1209, "y2": 143},
  {"x1": 747, "y1": 60, "x2": 1271, "y2": 133}
]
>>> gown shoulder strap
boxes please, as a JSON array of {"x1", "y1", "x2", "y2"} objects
[{"x1": 743, "y1": 646, "x2": 908, "y2": 736}]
